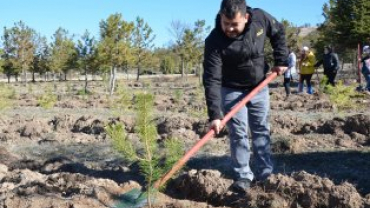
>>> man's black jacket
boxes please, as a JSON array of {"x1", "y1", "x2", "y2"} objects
[
  {"x1": 203, "y1": 7, "x2": 288, "y2": 121},
  {"x1": 315, "y1": 52, "x2": 340, "y2": 74}
]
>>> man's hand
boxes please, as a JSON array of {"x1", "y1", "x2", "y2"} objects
[
  {"x1": 210, "y1": 119, "x2": 222, "y2": 134},
  {"x1": 271, "y1": 66, "x2": 288, "y2": 75}
]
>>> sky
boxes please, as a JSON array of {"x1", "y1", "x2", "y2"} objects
[{"x1": 0, "y1": 0, "x2": 328, "y2": 48}]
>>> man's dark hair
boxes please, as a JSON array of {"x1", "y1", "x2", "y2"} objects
[
  {"x1": 325, "y1": 45, "x2": 332, "y2": 52},
  {"x1": 220, "y1": 0, "x2": 247, "y2": 19}
]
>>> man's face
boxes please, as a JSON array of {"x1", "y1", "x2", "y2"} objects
[{"x1": 220, "y1": 12, "x2": 248, "y2": 38}]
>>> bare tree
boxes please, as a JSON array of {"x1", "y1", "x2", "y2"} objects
[{"x1": 168, "y1": 20, "x2": 188, "y2": 77}]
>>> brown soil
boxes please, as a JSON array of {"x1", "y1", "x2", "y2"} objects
[{"x1": 1, "y1": 76, "x2": 370, "y2": 208}]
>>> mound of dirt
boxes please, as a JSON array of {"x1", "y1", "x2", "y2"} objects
[
  {"x1": 167, "y1": 169, "x2": 367, "y2": 208},
  {"x1": 310, "y1": 100, "x2": 333, "y2": 110},
  {"x1": 72, "y1": 116, "x2": 105, "y2": 135},
  {"x1": 154, "y1": 94, "x2": 176, "y2": 111},
  {"x1": 0, "y1": 147, "x2": 19, "y2": 166},
  {"x1": 157, "y1": 115, "x2": 198, "y2": 140},
  {"x1": 344, "y1": 114, "x2": 370, "y2": 136},
  {"x1": 49, "y1": 114, "x2": 75, "y2": 131},
  {"x1": 271, "y1": 115, "x2": 302, "y2": 134},
  {"x1": 168, "y1": 169, "x2": 232, "y2": 204},
  {"x1": 270, "y1": 93, "x2": 332, "y2": 112},
  {"x1": 0, "y1": 167, "x2": 140, "y2": 208},
  {"x1": 108, "y1": 116, "x2": 136, "y2": 133},
  {"x1": 264, "y1": 171, "x2": 365, "y2": 208},
  {"x1": 19, "y1": 120, "x2": 51, "y2": 139},
  {"x1": 317, "y1": 117, "x2": 345, "y2": 134},
  {"x1": 298, "y1": 114, "x2": 370, "y2": 140}
]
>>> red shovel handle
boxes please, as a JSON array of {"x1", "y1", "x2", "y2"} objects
[{"x1": 154, "y1": 72, "x2": 278, "y2": 188}]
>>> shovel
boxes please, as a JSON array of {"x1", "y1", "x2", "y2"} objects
[{"x1": 114, "y1": 72, "x2": 278, "y2": 208}]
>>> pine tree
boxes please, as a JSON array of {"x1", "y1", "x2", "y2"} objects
[
  {"x1": 106, "y1": 92, "x2": 183, "y2": 208},
  {"x1": 4, "y1": 21, "x2": 35, "y2": 85},
  {"x1": 132, "y1": 17, "x2": 155, "y2": 81},
  {"x1": 318, "y1": 0, "x2": 370, "y2": 50},
  {"x1": 98, "y1": 13, "x2": 134, "y2": 95},
  {"x1": 49, "y1": 28, "x2": 77, "y2": 81},
  {"x1": 77, "y1": 30, "x2": 97, "y2": 94}
]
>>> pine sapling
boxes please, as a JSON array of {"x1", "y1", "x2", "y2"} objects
[
  {"x1": 107, "y1": 92, "x2": 183, "y2": 208},
  {"x1": 173, "y1": 89, "x2": 183, "y2": 103},
  {"x1": 0, "y1": 84, "x2": 15, "y2": 110},
  {"x1": 324, "y1": 80, "x2": 364, "y2": 112},
  {"x1": 37, "y1": 87, "x2": 57, "y2": 109}
]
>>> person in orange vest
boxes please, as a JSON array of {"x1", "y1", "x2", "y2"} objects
[{"x1": 298, "y1": 46, "x2": 316, "y2": 94}]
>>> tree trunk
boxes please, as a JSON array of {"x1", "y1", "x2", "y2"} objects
[
  {"x1": 198, "y1": 63, "x2": 202, "y2": 84},
  {"x1": 181, "y1": 58, "x2": 185, "y2": 77},
  {"x1": 53, "y1": 73, "x2": 57, "y2": 91},
  {"x1": 23, "y1": 69, "x2": 28, "y2": 87},
  {"x1": 109, "y1": 68, "x2": 113, "y2": 94},
  {"x1": 136, "y1": 65, "x2": 140, "y2": 81},
  {"x1": 32, "y1": 71, "x2": 35, "y2": 82},
  {"x1": 136, "y1": 55, "x2": 141, "y2": 81},
  {"x1": 109, "y1": 67, "x2": 116, "y2": 96},
  {"x1": 85, "y1": 66, "x2": 88, "y2": 94}
]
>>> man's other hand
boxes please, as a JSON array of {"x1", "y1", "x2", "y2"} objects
[
  {"x1": 271, "y1": 66, "x2": 288, "y2": 75},
  {"x1": 210, "y1": 119, "x2": 222, "y2": 134}
]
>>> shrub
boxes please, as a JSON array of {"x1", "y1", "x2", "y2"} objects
[
  {"x1": 324, "y1": 80, "x2": 364, "y2": 111},
  {"x1": 37, "y1": 87, "x2": 57, "y2": 109},
  {"x1": 0, "y1": 84, "x2": 16, "y2": 110}
]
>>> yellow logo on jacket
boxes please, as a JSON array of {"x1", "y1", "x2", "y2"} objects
[{"x1": 257, "y1": 29, "x2": 264, "y2": 37}]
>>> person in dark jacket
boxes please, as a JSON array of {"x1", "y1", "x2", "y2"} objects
[
  {"x1": 314, "y1": 46, "x2": 340, "y2": 86},
  {"x1": 203, "y1": 0, "x2": 288, "y2": 193},
  {"x1": 361, "y1": 45, "x2": 370, "y2": 92}
]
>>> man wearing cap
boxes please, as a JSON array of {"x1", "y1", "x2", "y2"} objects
[
  {"x1": 203, "y1": 0, "x2": 288, "y2": 193},
  {"x1": 298, "y1": 46, "x2": 316, "y2": 94}
]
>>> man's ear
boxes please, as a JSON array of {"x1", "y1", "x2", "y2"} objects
[{"x1": 244, "y1": 13, "x2": 249, "y2": 22}]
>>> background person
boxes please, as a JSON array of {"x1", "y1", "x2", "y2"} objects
[
  {"x1": 284, "y1": 47, "x2": 297, "y2": 98},
  {"x1": 361, "y1": 45, "x2": 370, "y2": 92},
  {"x1": 315, "y1": 46, "x2": 340, "y2": 86},
  {"x1": 298, "y1": 46, "x2": 316, "y2": 94}
]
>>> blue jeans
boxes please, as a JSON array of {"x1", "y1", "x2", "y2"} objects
[
  {"x1": 299, "y1": 74, "x2": 313, "y2": 94},
  {"x1": 363, "y1": 73, "x2": 370, "y2": 91},
  {"x1": 221, "y1": 86, "x2": 272, "y2": 181}
]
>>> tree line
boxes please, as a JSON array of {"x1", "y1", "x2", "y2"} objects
[
  {"x1": 1, "y1": 0, "x2": 369, "y2": 93},
  {"x1": 315, "y1": 0, "x2": 370, "y2": 51},
  {"x1": 0, "y1": 14, "x2": 210, "y2": 94}
]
